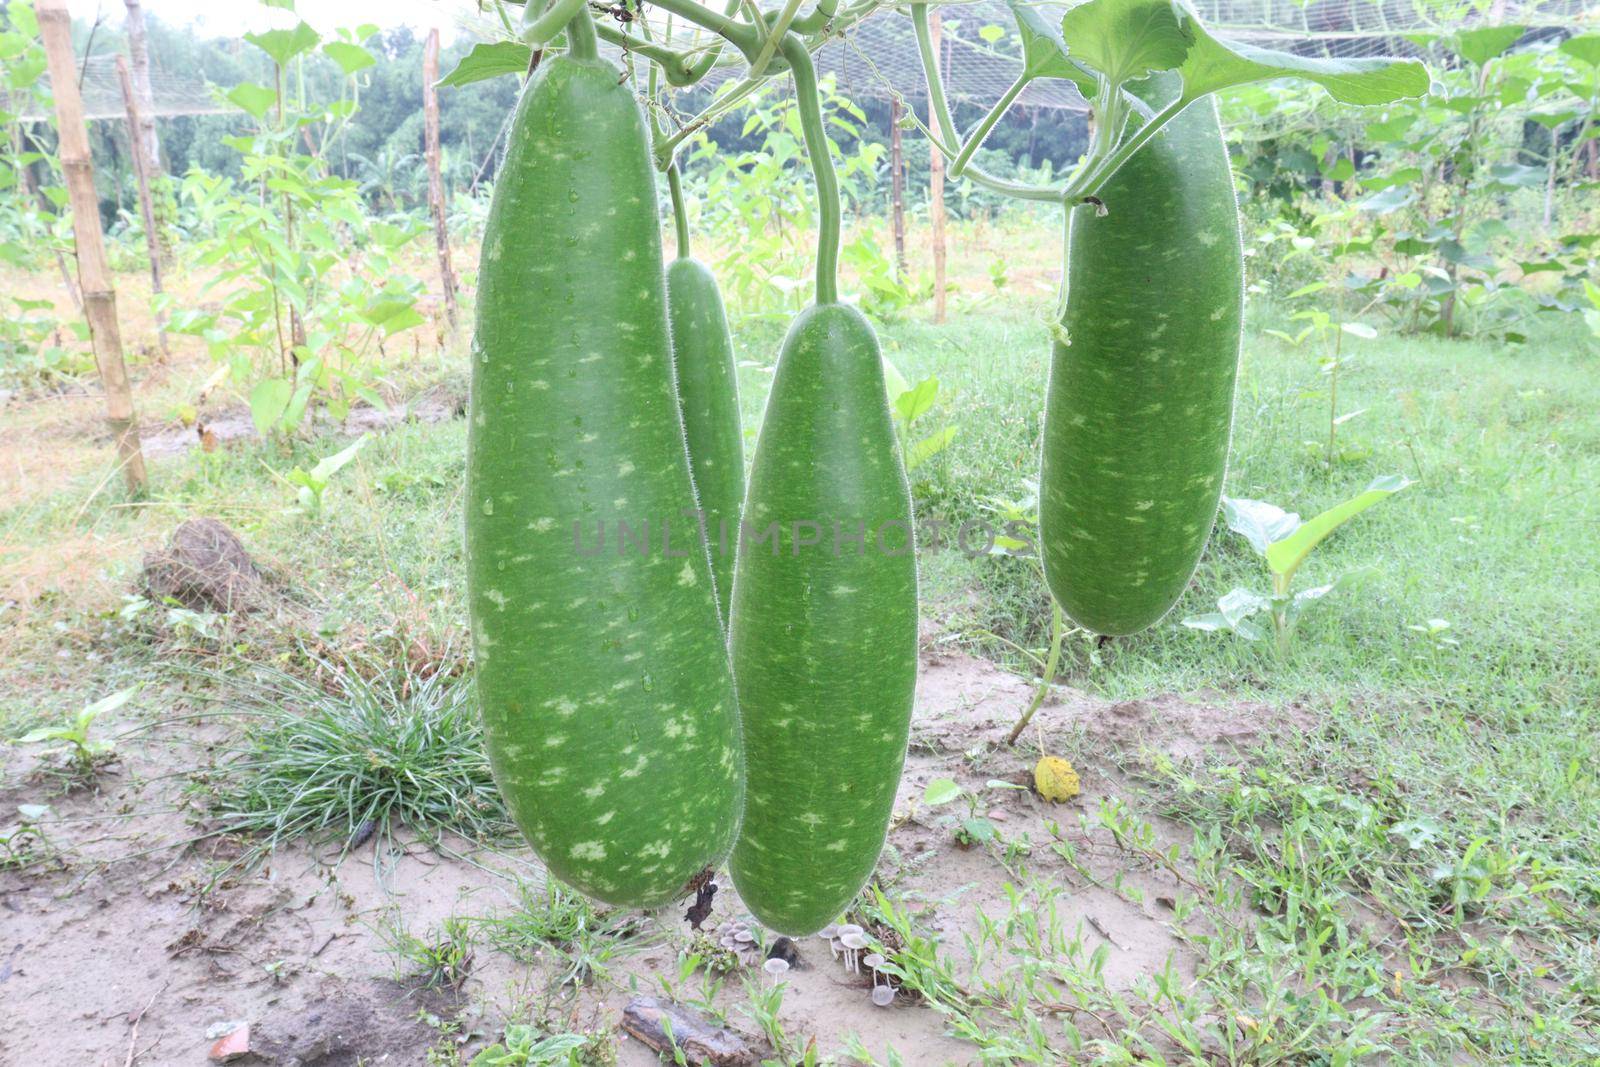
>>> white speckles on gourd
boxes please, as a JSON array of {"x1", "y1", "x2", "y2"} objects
[
  {"x1": 1040, "y1": 81, "x2": 1241, "y2": 637},
  {"x1": 465, "y1": 54, "x2": 742, "y2": 908},
  {"x1": 730, "y1": 302, "x2": 917, "y2": 936}
]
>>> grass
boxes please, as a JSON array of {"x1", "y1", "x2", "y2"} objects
[
  {"x1": 476, "y1": 880, "x2": 649, "y2": 988},
  {"x1": 3, "y1": 221, "x2": 1598, "y2": 1059},
  {"x1": 190, "y1": 651, "x2": 511, "y2": 873}
]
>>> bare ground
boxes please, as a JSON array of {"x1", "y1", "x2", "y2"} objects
[{"x1": 0, "y1": 648, "x2": 1306, "y2": 1066}]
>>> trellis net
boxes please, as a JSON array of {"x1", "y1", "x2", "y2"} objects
[
  {"x1": 632, "y1": 0, "x2": 1597, "y2": 111},
  {"x1": 9, "y1": 52, "x2": 227, "y2": 122},
  {"x1": 12, "y1": 0, "x2": 1594, "y2": 126}
]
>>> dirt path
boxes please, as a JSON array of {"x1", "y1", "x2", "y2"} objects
[{"x1": 0, "y1": 646, "x2": 1304, "y2": 1066}]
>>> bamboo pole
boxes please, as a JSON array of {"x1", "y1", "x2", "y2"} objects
[
  {"x1": 115, "y1": 54, "x2": 168, "y2": 359},
  {"x1": 422, "y1": 28, "x2": 459, "y2": 330},
  {"x1": 928, "y1": 9, "x2": 948, "y2": 324},
  {"x1": 121, "y1": 0, "x2": 161, "y2": 178},
  {"x1": 889, "y1": 96, "x2": 907, "y2": 274},
  {"x1": 38, "y1": 0, "x2": 148, "y2": 495}
]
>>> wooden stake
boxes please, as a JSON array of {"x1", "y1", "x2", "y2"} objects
[
  {"x1": 422, "y1": 28, "x2": 459, "y2": 330},
  {"x1": 38, "y1": 0, "x2": 148, "y2": 495},
  {"x1": 115, "y1": 54, "x2": 167, "y2": 359},
  {"x1": 928, "y1": 9, "x2": 948, "y2": 325},
  {"x1": 121, "y1": 0, "x2": 161, "y2": 180},
  {"x1": 889, "y1": 96, "x2": 907, "y2": 275}
]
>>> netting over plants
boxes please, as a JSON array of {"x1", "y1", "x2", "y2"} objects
[
  {"x1": 636, "y1": 0, "x2": 1597, "y2": 111},
  {"x1": 8, "y1": 51, "x2": 227, "y2": 122}
]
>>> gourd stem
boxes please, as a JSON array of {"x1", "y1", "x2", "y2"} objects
[
  {"x1": 1054, "y1": 205, "x2": 1071, "y2": 325},
  {"x1": 783, "y1": 38, "x2": 839, "y2": 305},
  {"x1": 1007, "y1": 600, "x2": 1064, "y2": 745},
  {"x1": 748, "y1": 0, "x2": 805, "y2": 80},
  {"x1": 565, "y1": 3, "x2": 600, "y2": 59},
  {"x1": 594, "y1": 22, "x2": 701, "y2": 83},
  {"x1": 1069, "y1": 96, "x2": 1189, "y2": 200},
  {"x1": 667, "y1": 162, "x2": 692, "y2": 259},
  {"x1": 655, "y1": 73, "x2": 766, "y2": 164},
  {"x1": 950, "y1": 74, "x2": 1029, "y2": 179},
  {"x1": 648, "y1": 0, "x2": 763, "y2": 61},
  {"x1": 909, "y1": 4, "x2": 1065, "y2": 204},
  {"x1": 789, "y1": 0, "x2": 839, "y2": 35},
  {"x1": 678, "y1": 0, "x2": 744, "y2": 83},
  {"x1": 523, "y1": 0, "x2": 586, "y2": 47}
]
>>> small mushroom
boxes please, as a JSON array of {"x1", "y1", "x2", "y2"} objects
[
  {"x1": 818, "y1": 924, "x2": 840, "y2": 940},
  {"x1": 862, "y1": 952, "x2": 885, "y2": 974},
  {"x1": 838, "y1": 930, "x2": 868, "y2": 973},
  {"x1": 763, "y1": 957, "x2": 791, "y2": 981},
  {"x1": 871, "y1": 984, "x2": 896, "y2": 1007},
  {"x1": 734, "y1": 930, "x2": 755, "y2": 944}
]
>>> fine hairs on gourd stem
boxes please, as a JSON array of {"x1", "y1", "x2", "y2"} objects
[
  {"x1": 780, "y1": 37, "x2": 840, "y2": 305},
  {"x1": 666, "y1": 163, "x2": 691, "y2": 260},
  {"x1": 563, "y1": 1, "x2": 600, "y2": 61}
]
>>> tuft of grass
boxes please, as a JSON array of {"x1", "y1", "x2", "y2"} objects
[
  {"x1": 381, "y1": 913, "x2": 478, "y2": 992},
  {"x1": 193, "y1": 650, "x2": 510, "y2": 872},
  {"x1": 477, "y1": 880, "x2": 650, "y2": 988}
]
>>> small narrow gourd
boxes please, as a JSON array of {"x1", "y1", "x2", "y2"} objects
[
  {"x1": 728, "y1": 43, "x2": 919, "y2": 937},
  {"x1": 1039, "y1": 77, "x2": 1244, "y2": 636},
  {"x1": 665, "y1": 171, "x2": 744, "y2": 623},
  {"x1": 466, "y1": 49, "x2": 742, "y2": 907}
]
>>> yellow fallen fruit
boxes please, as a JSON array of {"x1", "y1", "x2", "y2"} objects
[{"x1": 1034, "y1": 755, "x2": 1080, "y2": 802}]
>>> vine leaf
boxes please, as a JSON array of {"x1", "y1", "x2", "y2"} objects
[
  {"x1": 244, "y1": 21, "x2": 322, "y2": 68},
  {"x1": 1265, "y1": 475, "x2": 1411, "y2": 580},
  {"x1": 323, "y1": 42, "x2": 376, "y2": 76},
  {"x1": 1174, "y1": 4, "x2": 1430, "y2": 105},
  {"x1": 1003, "y1": 0, "x2": 1096, "y2": 96},
  {"x1": 439, "y1": 40, "x2": 534, "y2": 88},
  {"x1": 1058, "y1": 0, "x2": 1194, "y2": 89},
  {"x1": 227, "y1": 83, "x2": 278, "y2": 121},
  {"x1": 1451, "y1": 25, "x2": 1526, "y2": 66},
  {"x1": 1560, "y1": 34, "x2": 1600, "y2": 68}
]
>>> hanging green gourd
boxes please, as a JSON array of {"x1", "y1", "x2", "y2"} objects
[
  {"x1": 665, "y1": 164, "x2": 744, "y2": 624},
  {"x1": 465, "y1": 5, "x2": 742, "y2": 908},
  {"x1": 728, "y1": 40, "x2": 920, "y2": 938},
  {"x1": 1038, "y1": 75, "x2": 1243, "y2": 636}
]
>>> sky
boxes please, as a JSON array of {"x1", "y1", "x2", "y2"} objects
[{"x1": 66, "y1": 0, "x2": 473, "y2": 40}]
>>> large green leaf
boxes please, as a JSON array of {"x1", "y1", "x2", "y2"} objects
[
  {"x1": 0, "y1": 29, "x2": 30, "y2": 61},
  {"x1": 1266, "y1": 474, "x2": 1411, "y2": 579},
  {"x1": 906, "y1": 426, "x2": 958, "y2": 470},
  {"x1": 1003, "y1": 0, "x2": 1096, "y2": 95},
  {"x1": 227, "y1": 82, "x2": 278, "y2": 121},
  {"x1": 245, "y1": 21, "x2": 322, "y2": 67},
  {"x1": 893, "y1": 376, "x2": 939, "y2": 423},
  {"x1": 1175, "y1": 7, "x2": 1429, "y2": 104},
  {"x1": 307, "y1": 434, "x2": 369, "y2": 484},
  {"x1": 1221, "y1": 496, "x2": 1302, "y2": 556},
  {"x1": 438, "y1": 41, "x2": 533, "y2": 88},
  {"x1": 322, "y1": 41, "x2": 375, "y2": 75},
  {"x1": 1059, "y1": 0, "x2": 1194, "y2": 89},
  {"x1": 1560, "y1": 34, "x2": 1600, "y2": 68},
  {"x1": 1451, "y1": 25, "x2": 1524, "y2": 67},
  {"x1": 249, "y1": 378, "x2": 293, "y2": 434}
]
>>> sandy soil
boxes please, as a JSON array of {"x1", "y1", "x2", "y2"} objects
[{"x1": 0, "y1": 646, "x2": 1305, "y2": 1066}]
